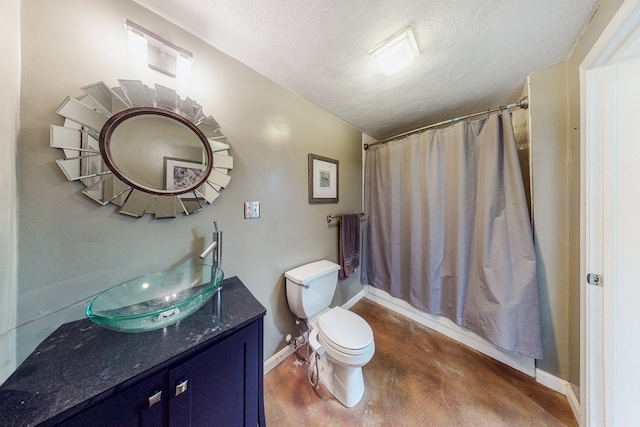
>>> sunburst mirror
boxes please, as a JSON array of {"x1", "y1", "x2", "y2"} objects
[{"x1": 51, "y1": 79, "x2": 233, "y2": 219}]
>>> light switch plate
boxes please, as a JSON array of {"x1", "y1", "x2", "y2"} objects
[{"x1": 244, "y1": 202, "x2": 260, "y2": 219}]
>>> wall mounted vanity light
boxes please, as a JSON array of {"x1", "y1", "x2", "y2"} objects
[
  {"x1": 369, "y1": 25, "x2": 421, "y2": 76},
  {"x1": 125, "y1": 19, "x2": 193, "y2": 79}
]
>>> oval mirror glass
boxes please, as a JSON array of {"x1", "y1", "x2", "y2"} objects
[{"x1": 100, "y1": 108, "x2": 213, "y2": 195}]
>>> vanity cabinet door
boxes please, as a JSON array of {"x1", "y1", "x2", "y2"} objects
[
  {"x1": 59, "y1": 371, "x2": 166, "y2": 427},
  {"x1": 168, "y1": 321, "x2": 260, "y2": 427}
]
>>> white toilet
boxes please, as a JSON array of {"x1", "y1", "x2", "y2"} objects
[{"x1": 285, "y1": 260, "x2": 375, "y2": 408}]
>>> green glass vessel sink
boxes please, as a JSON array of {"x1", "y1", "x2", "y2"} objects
[{"x1": 86, "y1": 265, "x2": 224, "y2": 333}]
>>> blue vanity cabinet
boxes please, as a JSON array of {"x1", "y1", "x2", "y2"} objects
[
  {"x1": 61, "y1": 321, "x2": 262, "y2": 427},
  {"x1": 169, "y1": 321, "x2": 261, "y2": 426},
  {"x1": 0, "y1": 276, "x2": 266, "y2": 427},
  {"x1": 60, "y1": 371, "x2": 166, "y2": 427}
]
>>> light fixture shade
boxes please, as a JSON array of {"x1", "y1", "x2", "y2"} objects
[
  {"x1": 369, "y1": 26, "x2": 421, "y2": 75},
  {"x1": 125, "y1": 20, "x2": 193, "y2": 79},
  {"x1": 127, "y1": 28, "x2": 148, "y2": 60},
  {"x1": 176, "y1": 53, "x2": 193, "y2": 78}
]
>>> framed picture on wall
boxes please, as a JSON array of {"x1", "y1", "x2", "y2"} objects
[
  {"x1": 164, "y1": 157, "x2": 207, "y2": 199},
  {"x1": 308, "y1": 153, "x2": 338, "y2": 203}
]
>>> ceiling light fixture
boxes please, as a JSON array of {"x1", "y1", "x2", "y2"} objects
[
  {"x1": 369, "y1": 25, "x2": 421, "y2": 76},
  {"x1": 125, "y1": 20, "x2": 194, "y2": 79}
]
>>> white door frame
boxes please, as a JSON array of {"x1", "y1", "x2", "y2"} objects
[{"x1": 581, "y1": 0, "x2": 640, "y2": 425}]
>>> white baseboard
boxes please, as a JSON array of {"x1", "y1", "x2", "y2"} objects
[
  {"x1": 264, "y1": 341, "x2": 297, "y2": 374},
  {"x1": 536, "y1": 369, "x2": 580, "y2": 423},
  {"x1": 341, "y1": 289, "x2": 365, "y2": 310},
  {"x1": 566, "y1": 382, "x2": 580, "y2": 424},
  {"x1": 364, "y1": 285, "x2": 536, "y2": 376},
  {"x1": 264, "y1": 330, "x2": 310, "y2": 374},
  {"x1": 535, "y1": 368, "x2": 567, "y2": 394}
]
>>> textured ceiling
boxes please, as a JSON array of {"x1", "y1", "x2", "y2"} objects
[{"x1": 132, "y1": 0, "x2": 599, "y2": 140}]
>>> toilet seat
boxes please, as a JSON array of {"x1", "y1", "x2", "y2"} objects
[{"x1": 317, "y1": 307, "x2": 375, "y2": 366}]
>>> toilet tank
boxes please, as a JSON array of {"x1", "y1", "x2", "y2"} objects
[{"x1": 285, "y1": 260, "x2": 340, "y2": 319}]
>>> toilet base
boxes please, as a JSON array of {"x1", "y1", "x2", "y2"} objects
[{"x1": 313, "y1": 351, "x2": 365, "y2": 408}]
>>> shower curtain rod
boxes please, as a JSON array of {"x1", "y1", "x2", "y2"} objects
[{"x1": 363, "y1": 97, "x2": 529, "y2": 150}]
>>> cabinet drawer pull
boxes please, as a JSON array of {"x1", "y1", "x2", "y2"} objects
[
  {"x1": 175, "y1": 380, "x2": 188, "y2": 396},
  {"x1": 148, "y1": 391, "x2": 162, "y2": 407}
]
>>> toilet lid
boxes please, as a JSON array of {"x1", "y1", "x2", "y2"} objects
[{"x1": 318, "y1": 307, "x2": 373, "y2": 351}]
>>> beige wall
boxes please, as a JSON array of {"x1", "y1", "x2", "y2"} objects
[
  {"x1": 0, "y1": 0, "x2": 20, "y2": 385},
  {"x1": 529, "y1": 63, "x2": 570, "y2": 379},
  {"x1": 15, "y1": 0, "x2": 363, "y2": 370},
  {"x1": 528, "y1": 0, "x2": 625, "y2": 384}
]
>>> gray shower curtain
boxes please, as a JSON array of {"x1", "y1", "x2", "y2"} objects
[{"x1": 361, "y1": 111, "x2": 543, "y2": 359}]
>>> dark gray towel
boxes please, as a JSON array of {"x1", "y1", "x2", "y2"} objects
[{"x1": 338, "y1": 213, "x2": 360, "y2": 280}]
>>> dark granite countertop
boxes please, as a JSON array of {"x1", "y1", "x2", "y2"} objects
[{"x1": 0, "y1": 276, "x2": 266, "y2": 427}]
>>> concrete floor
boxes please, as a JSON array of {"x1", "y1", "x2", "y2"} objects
[{"x1": 264, "y1": 298, "x2": 577, "y2": 426}]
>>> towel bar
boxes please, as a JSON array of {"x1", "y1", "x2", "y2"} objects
[{"x1": 327, "y1": 212, "x2": 365, "y2": 223}]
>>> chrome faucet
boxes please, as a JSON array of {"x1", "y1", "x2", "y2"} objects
[
  {"x1": 199, "y1": 220, "x2": 222, "y2": 267},
  {"x1": 200, "y1": 221, "x2": 223, "y2": 320}
]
